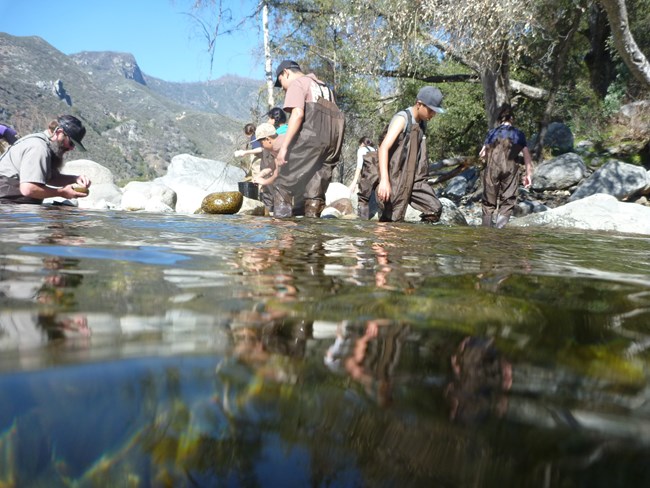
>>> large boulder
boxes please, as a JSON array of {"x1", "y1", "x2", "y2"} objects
[
  {"x1": 531, "y1": 153, "x2": 587, "y2": 191},
  {"x1": 511, "y1": 193, "x2": 650, "y2": 235},
  {"x1": 325, "y1": 182, "x2": 352, "y2": 204},
  {"x1": 59, "y1": 159, "x2": 122, "y2": 209},
  {"x1": 441, "y1": 167, "x2": 479, "y2": 202},
  {"x1": 569, "y1": 160, "x2": 649, "y2": 202},
  {"x1": 157, "y1": 154, "x2": 246, "y2": 214},
  {"x1": 530, "y1": 122, "x2": 574, "y2": 155},
  {"x1": 121, "y1": 181, "x2": 176, "y2": 212},
  {"x1": 619, "y1": 100, "x2": 650, "y2": 132}
]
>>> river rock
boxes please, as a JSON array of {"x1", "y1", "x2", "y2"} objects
[
  {"x1": 404, "y1": 197, "x2": 468, "y2": 225},
  {"x1": 237, "y1": 197, "x2": 266, "y2": 216},
  {"x1": 514, "y1": 199, "x2": 549, "y2": 217},
  {"x1": 327, "y1": 198, "x2": 355, "y2": 216},
  {"x1": 121, "y1": 181, "x2": 177, "y2": 212},
  {"x1": 199, "y1": 191, "x2": 243, "y2": 214},
  {"x1": 569, "y1": 160, "x2": 649, "y2": 202},
  {"x1": 156, "y1": 154, "x2": 246, "y2": 214},
  {"x1": 531, "y1": 153, "x2": 587, "y2": 191},
  {"x1": 511, "y1": 193, "x2": 650, "y2": 235}
]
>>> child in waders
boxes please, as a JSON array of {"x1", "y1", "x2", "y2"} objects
[
  {"x1": 479, "y1": 105, "x2": 533, "y2": 228},
  {"x1": 359, "y1": 86, "x2": 444, "y2": 222},
  {"x1": 251, "y1": 123, "x2": 284, "y2": 215}
]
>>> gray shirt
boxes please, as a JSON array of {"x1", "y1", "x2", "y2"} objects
[{"x1": 0, "y1": 132, "x2": 55, "y2": 199}]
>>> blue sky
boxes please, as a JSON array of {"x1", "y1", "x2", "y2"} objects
[{"x1": 0, "y1": 0, "x2": 264, "y2": 82}]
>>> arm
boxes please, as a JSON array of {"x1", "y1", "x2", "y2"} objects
[
  {"x1": 349, "y1": 149, "x2": 364, "y2": 192},
  {"x1": 521, "y1": 146, "x2": 533, "y2": 188},
  {"x1": 276, "y1": 107, "x2": 304, "y2": 167},
  {"x1": 252, "y1": 166, "x2": 278, "y2": 186},
  {"x1": 376, "y1": 117, "x2": 406, "y2": 203},
  {"x1": 20, "y1": 181, "x2": 89, "y2": 200},
  {"x1": 349, "y1": 166, "x2": 362, "y2": 193},
  {"x1": 18, "y1": 144, "x2": 90, "y2": 198},
  {"x1": 234, "y1": 147, "x2": 263, "y2": 158}
]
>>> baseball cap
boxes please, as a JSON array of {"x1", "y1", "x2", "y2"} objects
[
  {"x1": 274, "y1": 60, "x2": 301, "y2": 87},
  {"x1": 57, "y1": 115, "x2": 87, "y2": 151},
  {"x1": 251, "y1": 122, "x2": 277, "y2": 143},
  {"x1": 417, "y1": 86, "x2": 446, "y2": 114}
]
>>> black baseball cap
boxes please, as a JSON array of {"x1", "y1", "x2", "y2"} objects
[
  {"x1": 57, "y1": 115, "x2": 87, "y2": 151},
  {"x1": 274, "y1": 60, "x2": 301, "y2": 87}
]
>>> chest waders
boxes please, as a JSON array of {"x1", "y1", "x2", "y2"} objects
[
  {"x1": 273, "y1": 83, "x2": 345, "y2": 218},
  {"x1": 379, "y1": 117, "x2": 442, "y2": 223},
  {"x1": 481, "y1": 137, "x2": 522, "y2": 228}
]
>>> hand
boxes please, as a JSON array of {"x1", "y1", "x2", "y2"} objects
[
  {"x1": 376, "y1": 179, "x2": 391, "y2": 202},
  {"x1": 252, "y1": 168, "x2": 273, "y2": 185},
  {"x1": 63, "y1": 184, "x2": 89, "y2": 198},
  {"x1": 234, "y1": 150, "x2": 246, "y2": 158},
  {"x1": 276, "y1": 147, "x2": 288, "y2": 167},
  {"x1": 76, "y1": 175, "x2": 91, "y2": 188},
  {"x1": 523, "y1": 174, "x2": 532, "y2": 188}
]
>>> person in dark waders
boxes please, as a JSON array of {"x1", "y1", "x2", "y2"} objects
[
  {"x1": 479, "y1": 105, "x2": 533, "y2": 228},
  {"x1": 365, "y1": 86, "x2": 444, "y2": 222},
  {"x1": 273, "y1": 60, "x2": 345, "y2": 218}
]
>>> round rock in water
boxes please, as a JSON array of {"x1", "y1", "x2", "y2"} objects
[{"x1": 200, "y1": 191, "x2": 243, "y2": 214}]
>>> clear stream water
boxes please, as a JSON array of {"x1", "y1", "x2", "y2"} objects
[{"x1": 2, "y1": 204, "x2": 650, "y2": 486}]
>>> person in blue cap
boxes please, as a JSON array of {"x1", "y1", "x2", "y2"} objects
[{"x1": 0, "y1": 115, "x2": 92, "y2": 204}]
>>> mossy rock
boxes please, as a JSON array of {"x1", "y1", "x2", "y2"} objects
[{"x1": 199, "y1": 191, "x2": 243, "y2": 214}]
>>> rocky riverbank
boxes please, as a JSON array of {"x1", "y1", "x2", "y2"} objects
[{"x1": 50, "y1": 101, "x2": 650, "y2": 235}]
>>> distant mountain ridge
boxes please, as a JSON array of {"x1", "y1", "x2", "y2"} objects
[{"x1": 0, "y1": 32, "x2": 265, "y2": 182}]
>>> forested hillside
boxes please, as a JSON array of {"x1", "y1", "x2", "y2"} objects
[{"x1": 0, "y1": 33, "x2": 265, "y2": 182}]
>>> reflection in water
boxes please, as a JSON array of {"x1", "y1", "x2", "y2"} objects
[
  {"x1": 1, "y1": 251, "x2": 89, "y2": 351},
  {"x1": 2, "y1": 206, "x2": 650, "y2": 484},
  {"x1": 446, "y1": 336, "x2": 512, "y2": 423},
  {"x1": 325, "y1": 320, "x2": 409, "y2": 407}
]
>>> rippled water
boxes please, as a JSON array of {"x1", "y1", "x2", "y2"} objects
[{"x1": 2, "y1": 204, "x2": 650, "y2": 486}]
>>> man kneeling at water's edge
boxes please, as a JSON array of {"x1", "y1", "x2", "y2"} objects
[{"x1": 0, "y1": 115, "x2": 91, "y2": 204}]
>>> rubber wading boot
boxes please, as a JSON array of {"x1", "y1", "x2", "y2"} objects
[
  {"x1": 273, "y1": 192, "x2": 293, "y2": 218},
  {"x1": 495, "y1": 214, "x2": 509, "y2": 229},
  {"x1": 304, "y1": 199, "x2": 325, "y2": 218},
  {"x1": 421, "y1": 213, "x2": 440, "y2": 223},
  {"x1": 358, "y1": 202, "x2": 369, "y2": 220},
  {"x1": 482, "y1": 214, "x2": 494, "y2": 227}
]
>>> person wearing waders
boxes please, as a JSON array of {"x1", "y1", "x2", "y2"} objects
[
  {"x1": 479, "y1": 105, "x2": 533, "y2": 228},
  {"x1": 273, "y1": 60, "x2": 345, "y2": 218},
  {"x1": 372, "y1": 86, "x2": 444, "y2": 222}
]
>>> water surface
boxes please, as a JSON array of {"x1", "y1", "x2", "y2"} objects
[{"x1": 2, "y1": 205, "x2": 650, "y2": 486}]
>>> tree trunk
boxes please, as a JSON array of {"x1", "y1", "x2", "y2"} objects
[
  {"x1": 263, "y1": 2, "x2": 275, "y2": 108},
  {"x1": 585, "y1": 3, "x2": 615, "y2": 98},
  {"x1": 481, "y1": 42, "x2": 511, "y2": 128},
  {"x1": 598, "y1": 0, "x2": 650, "y2": 89}
]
